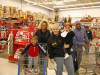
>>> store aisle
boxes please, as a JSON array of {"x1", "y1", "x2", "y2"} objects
[
  {"x1": 0, "y1": 58, "x2": 68, "y2": 75},
  {"x1": 0, "y1": 45, "x2": 8, "y2": 59},
  {"x1": 0, "y1": 58, "x2": 18, "y2": 75}
]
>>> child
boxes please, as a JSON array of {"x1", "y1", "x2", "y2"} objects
[
  {"x1": 20, "y1": 35, "x2": 48, "y2": 74},
  {"x1": 61, "y1": 25, "x2": 75, "y2": 59}
]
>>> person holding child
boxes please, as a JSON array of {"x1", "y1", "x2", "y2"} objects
[{"x1": 47, "y1": 24, "x2": 75, "y2": 75}]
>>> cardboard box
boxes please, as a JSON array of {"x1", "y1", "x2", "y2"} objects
[
  {"x1": 3, "y1": 6, "x2": 8, "y2": 13},
  {"x1": 13, "y1": 7, "x2": 16, "y2": 13},
  {"x1": 9, "y1": 6, "x2": 13, "y2": 14},
  {"x1": 7, "y1": 6, "x2": 10, "y2": 13},
  {"x1": 11, "y1": 10, "x2": 13, "y2": 14},
  {"x1": 18, "y1": 10, "x2": 22, "y2": 15},
  {"x1": 0, "y1": 5, "x2": 2, "y2": 9},
  {"x1": 3, "y1": 6, "x2": 7, "y2": 10},
  {"x1": 10, "y1": 6, "x2": 13, "y2": 10}
]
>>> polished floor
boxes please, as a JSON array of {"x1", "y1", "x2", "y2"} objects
[{"x1": 0, "y1": 38, "x2": 100, "y2": 75}]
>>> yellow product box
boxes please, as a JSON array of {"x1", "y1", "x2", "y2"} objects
[{"x1": 0, "y1": 9, "x2": 2, "y2": 16}]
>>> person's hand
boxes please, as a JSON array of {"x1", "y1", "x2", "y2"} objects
[
  {"x1": 83, "y1": 44, "x2": 87, "y2": 48},
  {"x1": 88, "y1": 42, "x2": 92, "y2": 46},
  {"x1": 64, "y1": 44, "x2": 69, "y2": 48},
  {"x1": 50, "y1": 59, "x2": 54, "y2": 64},
  {"x1": 46, "y1": 54, "x2": 49, "y2": 57}
]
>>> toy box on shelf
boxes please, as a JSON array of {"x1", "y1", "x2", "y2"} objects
[
  {"x1": 8, "y1": 26, "x2": 36, "y2": 63},
  {"x1": 22, "y1": 19, "x2": 38, "y2": 31},
  {"x1": 0, "y1": 28, "x2": 6, "y2": 52},
  {"x1": 0, "y1": 29, "x2": 6, "y2": 39},
  {"x1": 0, "y1": 40, "x2": 6, "y2": 52},
  {"x1": 6, "y1": 19, "x2": 23, "y2": 30},
  {"x1": 0, "y1": 19, "x2": 5, "y2": 26}
]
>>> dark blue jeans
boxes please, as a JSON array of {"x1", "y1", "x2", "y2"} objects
[
  {"x1": 72, "y1": 51, "x2": 83, "y2": 72},
  {"x1": 72, "y1": 51, "x2": 78, "y2": 72}
]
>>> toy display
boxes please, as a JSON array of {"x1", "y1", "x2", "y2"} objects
[
  {"x1": 81, "y1": 15, "x2": 98, "y2": 22},
  {"x1": 8, "y1": 26, "x2": 36, "y2": 63}
]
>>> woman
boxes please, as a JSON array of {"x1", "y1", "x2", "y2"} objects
[
  {"x1": 35, "y1": 19, "x2": 51, "y2": 65},
  {"x1": 47, "y1": 24, "x2": 75, "y2": 75}
]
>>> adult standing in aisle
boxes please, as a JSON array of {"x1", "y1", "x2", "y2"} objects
[
  {"x1": 35, "y1": 19, "x2": 51, "y2": 65},
  {"x1": 72, "y1": 21, "x2": 91, "y2": 73},
  {"x1": 85, "y1": 26, "x2": 93, "y2": 53},
  {"x1": 47, "y1": 24, "x2": 75, "y2": 75}
]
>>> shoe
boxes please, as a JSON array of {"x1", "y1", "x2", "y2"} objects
[
  {"x1": 64, "y1": 53, "x2": 69, "y2": 59},
  {"x1": 34, "y1": 69, "x2": 39, "y2": 74},
  {"x1": 26, "y1": 69, "x2": 32, "y2": 73}
]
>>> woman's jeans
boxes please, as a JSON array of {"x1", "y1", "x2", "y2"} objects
[
  {"x1": 54, "y1": 55, "x2": 75, "y2": 75},
  {"x1": 28, "y1": 55, "x2": 38, "y2": 70}
]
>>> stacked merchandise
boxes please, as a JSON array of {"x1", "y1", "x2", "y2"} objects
[
  {"x1": 0, "y1": 5, "x2": 2, "y2": 17},
  {"x1": 0, "y1": 18, "x2": 6, "y2": 52}
]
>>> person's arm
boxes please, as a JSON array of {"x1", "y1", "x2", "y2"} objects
[
  {"x1": 38, "y1": 44, "x2": 47, "y2": 56},
  {"x1": 21, "y1": 44, "x2": 31, "y2": 55},
  {"x1": 73, "y1": 34, "x2": 83, "y2": 45},
  {"x1": 64, "y1": 40, "x2": 73, "y2": 49},
  {"x1": 47, "y1": 37, "x2": 54, "y2": 59},
  {"x1": 64, "y1": 31, "x2": 75, "y2": 44},
  {"x1": 47, "y1": 30, "x2": 51, "y2": 41},
  {"x1": 69, "y1": 40, "x2": 73, "y2": 49},
  {"x1": 90, "y1": 30, "x2": 93, "y2": 40}
]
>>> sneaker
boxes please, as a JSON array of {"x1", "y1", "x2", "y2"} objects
[
  {"x1": 64, "y1": 53, "x2": 69, "y2": 59},
  {"x1": 26, "y1": 69, "x2": 32, "y2": 73},
  {"x1": 34, "y1": 69, "x2": 39, "y2": 74}
]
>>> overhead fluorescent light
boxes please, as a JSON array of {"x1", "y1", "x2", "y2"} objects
[
  {"x1": 38, "y1": 4, "x2": 54, "y2": 11},
  {"x1": 54, "y1": 2, "x2": 100, "y2": 8},
  {"x1": 55, "y1": 2, "x2": 64, "y2": 5},
  {"x1": 59, "y1": 6, "x2": 100, "y2": 10},
  {"x1": 24, "y1": 0, "x2": 54, "y2": 10},
  {"x1": 40, "y1": 0, "x2": 76, "y2": 5}
]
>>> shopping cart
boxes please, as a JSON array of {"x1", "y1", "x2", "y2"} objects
[
  {"x1": 18, "y1": 43, "x2": 48, "y2": 75},
  {"x1": 76, "y1": 44, "x2": 98, "y2": 75},
  {"x1": 18, "y1": 56, "x2": 47, "y2": 75}
]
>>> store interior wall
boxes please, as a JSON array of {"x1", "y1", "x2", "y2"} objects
[
  {"x1": 0, "y1": 0, "x2": 50, "y2": 16},
  {"x1": 50, "y1": 8, "x2": 100, "y2": 23}
]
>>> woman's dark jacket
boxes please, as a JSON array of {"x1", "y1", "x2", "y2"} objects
[
  {"x1": 47, "y1": 32, "x2": 73, "y2": 59},
  {"x1": 35, "y1": 29, "x2": 51, "y2": 43}
]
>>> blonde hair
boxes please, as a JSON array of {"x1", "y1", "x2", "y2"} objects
[{"x1": 38, "y1": 19, "x2": 50, "y2": 30}]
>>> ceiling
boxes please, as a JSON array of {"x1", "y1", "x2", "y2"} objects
[{"x1": 22, "y1": 0, "x2": 100, "y2": 11}]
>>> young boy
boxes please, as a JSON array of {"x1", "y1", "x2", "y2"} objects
[
  {"x1": 20, "y1": 35, "x2": 48, "y2": 74},
  {"x1": 61, "y1": 25, "x2": 75, "y2": 59}
]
